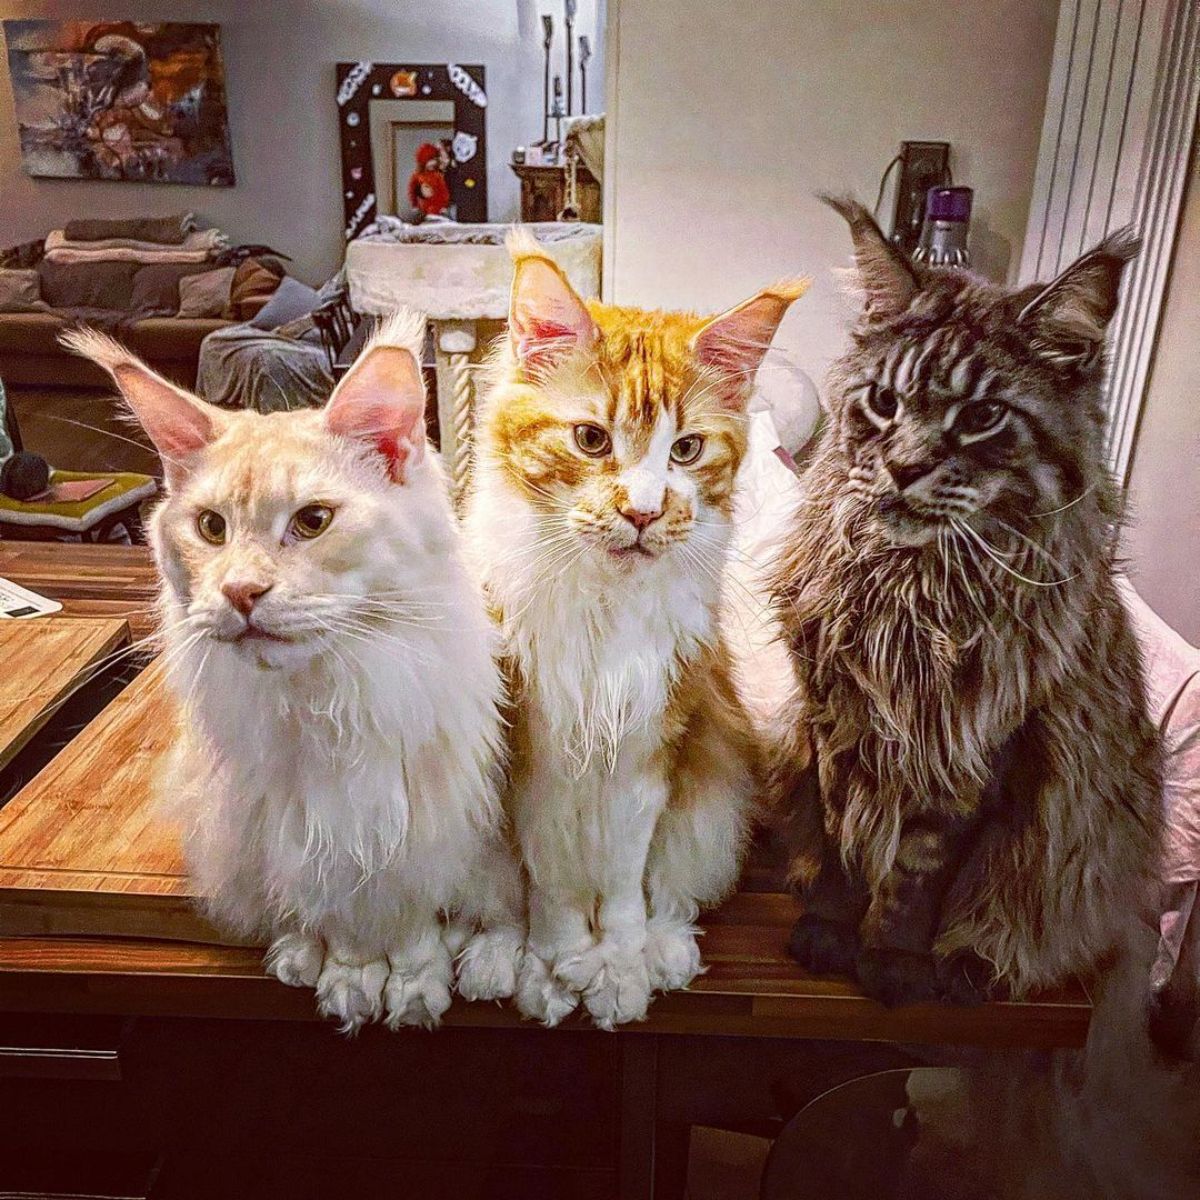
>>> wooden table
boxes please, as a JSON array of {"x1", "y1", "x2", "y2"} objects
[
  {"x1": 0, "y1": 542, "x2": 157, "y2": 640},
  {"x1": 0, "y1": 545, "x2": 1094, "y2": 1198},
  {"x1": 0, "y1": 616, "x2": 128, "y2": 772}
]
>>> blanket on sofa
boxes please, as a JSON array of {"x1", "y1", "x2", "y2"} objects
[{"x1": 197, "y1": 323, "x2": 332, "y2": 413}]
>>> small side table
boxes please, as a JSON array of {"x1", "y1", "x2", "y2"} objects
[{"x1": 511, "y1": 162, "x2": 602, "y2": 223}]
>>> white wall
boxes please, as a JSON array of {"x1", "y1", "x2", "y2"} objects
[
  {"x1": 1125, "y1": 135, "x2": 1200, "y2": 644},
  {"x1": 0, "y1": 0, "x2": 605, "y2": 284},
  {"x1": 605, "y1": 0, "x2": 1058, "y2": 383}
]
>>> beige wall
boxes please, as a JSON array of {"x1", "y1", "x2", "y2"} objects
[
  {"x1": 605, "y1": 0, "x2": 1058, "y2": 382},
  {"x1": 1125, "y1": 135, "x2": 1200, "y2": 645},
  {"x1": 0, "y1": 1, "x2": 605, "y2": 284}
]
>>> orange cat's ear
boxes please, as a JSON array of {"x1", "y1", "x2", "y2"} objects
[
  {"x1": 325, "y1": 310, "x2": 428, "y2": 483},
  {"x1": 508, "y1": 232, "x2": 597, "y2": 369},
  {"x1": 691, "y1": 278, "x2": 809, "y2": 405},
  {"x1": 59, "y1": 327, "x2": 223, "y2": 486}
]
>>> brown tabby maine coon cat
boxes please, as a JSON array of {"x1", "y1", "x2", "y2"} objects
[
  {"x1": 466, "y1": 232, "x2": 808, "y2": 1027},
  {"x1": 773, "y1": 198, "x2": 1163, "y2": 1008}
]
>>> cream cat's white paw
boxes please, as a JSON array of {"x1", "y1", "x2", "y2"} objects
[
  {"x1": 644, "y1": 921, "x2": 703, "y2": 993},
  {"x1": 559, "y1": 940, "x2": 652, "y2": 1029},
  {"x1": 456, "y1": 927, "x2": 524, "y2": 1002},
  {"x1": 265, "y1": 931, "x2": 324, "y2": 989},
  {"x1": 384, "y1": 951, "x2": 454, "y2": 1029},
  {"x1": 515, "y1": 951, "x2": 580, "y2": 1026},
  {"x1": 316, "y1": 957, "x2": 389, "y2": 1031}
]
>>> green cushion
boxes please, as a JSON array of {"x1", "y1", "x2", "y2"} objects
[{"x1": 0, "y1": 468, "x2": 157, "y2": 532}]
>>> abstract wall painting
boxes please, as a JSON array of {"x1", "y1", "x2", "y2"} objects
[{"x1": 3, "y1": 20, "x2": 235, "y2": 186}]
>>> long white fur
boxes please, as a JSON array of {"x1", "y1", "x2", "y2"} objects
[{"x1": 67, "y1": 313, "x2": 523, "y2": 1030}]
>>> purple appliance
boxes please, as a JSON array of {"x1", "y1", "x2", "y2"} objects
[{"x1": 913, "y1": 186, "x2": 973, "y2": 268}]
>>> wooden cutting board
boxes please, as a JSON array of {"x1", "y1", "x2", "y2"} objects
[
  {"x1": 0, "y1": 658, "x2": 229, "y2": 944},
  {"x1": 0, "y1": 616, "x2": 129, "y2": 772}
]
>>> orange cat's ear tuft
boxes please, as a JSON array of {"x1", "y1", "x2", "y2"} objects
[
  {"x1": 59, "y1": 327, "x2": 223, "y2": 486},
  {"x1": 691, "y1": 278, "x2": 809, "y2": 405},
  {"x1": 325, "y1": 308, "x2": 428, "y2": 483},
  {"x1": 507, "y1": 231, "x2": 597, "y2": 369}
]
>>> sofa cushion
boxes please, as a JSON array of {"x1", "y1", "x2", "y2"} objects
[
  {"x1": 0, "y1": 311, "x2": 69, "y2": 356},
  {"x1": 38, "y1": 259, "x2": 138, "y2": 310},
  {"x1": 249, "y1": 276, "x2": 318, "y2": 330},
  {"x1": 229, "y1": 259, "x2": 282, "y2": 320},
  {"x1": 126, "y1": 317, "x2": 231, "y2": 361},
  {"x1": 130, "y1": 262, "x2": 210, "y2": 313},
  {"x1": 178, "y1": 267, "x2": 236, "y2": 318},
  {"x1": 0, "y1": 269, "x2": 44, "y2": 313}
]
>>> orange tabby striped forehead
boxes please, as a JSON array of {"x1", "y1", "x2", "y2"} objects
[{"x1": 478, "y1": 237, "x2": 807, "y2": 564}]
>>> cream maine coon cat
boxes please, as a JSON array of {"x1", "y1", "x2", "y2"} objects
[
  {"x1": 466, "y1": 234, "x2": 808, "y2": 1028},
  {"x1": 66, "y1": 314, "x2": 522, "y2": 1030}
]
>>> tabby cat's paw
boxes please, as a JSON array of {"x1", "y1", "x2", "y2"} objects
[
  {"x1": 315, "y1": 957, "x2": 389, "y2": 1031},
  {"x1": 558, "y1": 940, "x2": 651, "y2": 1030},
  {"x1": 383, "y1": 950, "x2": 453, "y2": 1029},
  {"x1": 936, "y1": 951, "x2": 1000, "y2": 1006},
  {"x1": 856, "y1": 946, "x2": 939, "y2": 1008},
  {"x1": 515, "y1": 951, "x2": 580, "y2": 1027},
  {"x1": 788, "y1": 913, "x2": 859, "y2": 978},
  {"x1": 265, "y1": 931, "x2": 324, "y2": 989},
  {"x1": 644, "y1": 921, "x2": 703, "y2": 993},
  {"x1": 456, "y1": 927, "x2": 524, "y2": 1002}
]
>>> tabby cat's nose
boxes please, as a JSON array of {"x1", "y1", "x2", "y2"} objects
[
  {"x1": 222, "y1": 580, "x2": 271, "y2": 616},
  {"x1": 886, "y1": 458, "x2": 937, "y2": 492}
]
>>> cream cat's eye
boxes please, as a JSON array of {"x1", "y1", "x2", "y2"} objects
[
  {"x1": 196, "y1": 509, "x2": 227, "y2": 545},
  {"x1": 290, "y1": 504, "x2": 335, "y2": 540},
  {"x1": 670, "y1": 434, "x2": 705, "y2": 465},
  {"x1": 573, "y1": 423, "x2": 611, "y2": 456}
]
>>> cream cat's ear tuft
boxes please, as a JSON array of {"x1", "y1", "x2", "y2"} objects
[
  {"x1": 507, "y1": 228, "x2": 598, "y2": 368},
  {"x1": 691, "y1": 277, "x2": 809, "y2": 405},
  {"x1": 60, "y1": 327, "x2": 223, "y2": 485},
  {"x1": 325, "y1": 308, "x2": 429, "y2": 483}
]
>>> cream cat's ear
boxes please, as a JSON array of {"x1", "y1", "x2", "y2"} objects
[
  {"x1": 691, "y1": 277, "x2": 809, "y2": 404},
  {"x1": 60, "y1": 327, "x2": 224, "y2": 485},
  {"x1": 507, "y1": 229, "x2": 598, "y2": 368},
  {"x1": 325, "y1": 309, "x2": 428, "y2": 483}
]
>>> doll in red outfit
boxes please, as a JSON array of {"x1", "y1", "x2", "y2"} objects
[{"x1": 408, "y1": 142, "x2": 451, "y2": 217}]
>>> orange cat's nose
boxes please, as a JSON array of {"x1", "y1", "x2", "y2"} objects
[
  {"x1": 618, "y1": 504, "x2": 663, "y2": 531},
  {"x1": 222, "y1": 580, "x2": 271, "y2": 616}
]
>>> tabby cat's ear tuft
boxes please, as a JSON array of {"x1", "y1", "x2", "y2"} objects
[
  {"x1": 821, "y1": 193, "x2": 919, "y2": 323},
  {"x1": 691, "y1": 278, "x2": 809, "y2": 406},
  {"x1": 1017, "y1": 229, "x2": 1139, "y2": 366},
  {"x1": 325, "y1": 309, "x2": 428, "y2": 483},
  {"x1": 59, "y1": 327, "x2": 223, "y2": 486},
  {"x1": 507, "y1": 229, "x2": 597, "y2": 369}
]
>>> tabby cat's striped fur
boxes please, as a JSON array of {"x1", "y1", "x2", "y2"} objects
[{"x1": 773, "y1": 198, "x2": 1163, "y2": 1006}]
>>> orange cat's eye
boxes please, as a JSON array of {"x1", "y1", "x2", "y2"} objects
[
  {"x1": 573, "y1": 423, "x2": 611, "y2": 457},
  {"x1": 196, "y1": 509, "x2": 227, "y2": 545},
  {"x1": 670, "y1": 434, "x2": 705, "y2": 465},
  {"x1": 290, "y1": 504, "x2": 335, "y2": 540}
]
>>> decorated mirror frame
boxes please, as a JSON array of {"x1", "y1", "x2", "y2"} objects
[{"x1": 336, "y1": 62, "x2": 488, "y2": 239}]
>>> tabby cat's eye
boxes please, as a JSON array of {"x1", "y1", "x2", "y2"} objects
[
  {"x1": 955, "y1": 400, "x2": 1008, "y2": 440},
  {"x1": 290, "y1": 504, "x2": 335, "y2": 540},
  {"x1": 574, "y1": 423, "x2": 611, "y2": 456},
  {"x1": 865, "y1": 385, "x2": 899, "y2": 422},
  {"x1": 196, "y1": 509, "x2": 227, "y2": 545},
  {"x1": 670, "y1": 434, "x2": 705, "y2": 465}
]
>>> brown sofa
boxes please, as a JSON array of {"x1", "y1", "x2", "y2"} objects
[{"x1": 0, "y1": 311, "x2": 231, "y2": 389}]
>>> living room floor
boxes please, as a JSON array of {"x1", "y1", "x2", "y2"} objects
[{"x1": 8, "y1": 386, "x2": 160, "y2": 477}]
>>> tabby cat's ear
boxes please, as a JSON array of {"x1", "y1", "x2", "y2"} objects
[
  {"x1": 325, "y1": 310, "x2": 428, "y2": 483},
  {"x1": 691, "y1": 278, "x2": 809, "y2": 405},
  {"x1": 1016, "y1": 230, "x2": 1139, "y2": 366},
  {"x1": 507, "y1": 231, "x2": 597, "y2": 369},
  {"x1": 822, "y1": 193, "x2": 919, "y2": 322},
  {"x1": 59, "y1": 327, "x2": 223, "y2": 486}
]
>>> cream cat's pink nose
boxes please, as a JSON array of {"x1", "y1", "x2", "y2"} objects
[
  {"x1": 618, "y1": 504, "x2": 662, "y2": 531},
  {"x1": 222, "y1": 580, "x2": 271, "y2": 615}
]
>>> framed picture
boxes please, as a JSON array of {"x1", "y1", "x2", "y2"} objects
[
  {"x1": 3, "y1": 19, "x2": 235, "y2": 186},
  {"x1": 336, "y1": 62, "x2": 488, "y2": 238}
]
